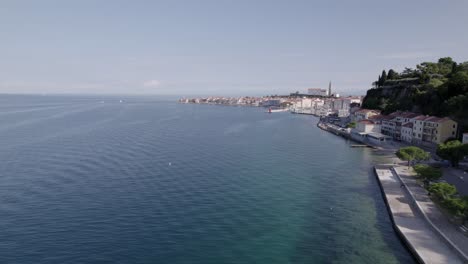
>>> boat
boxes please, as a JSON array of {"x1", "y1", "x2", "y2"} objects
[{"x1": 267, "y1": 107, "x2": 289, "y2": 113}]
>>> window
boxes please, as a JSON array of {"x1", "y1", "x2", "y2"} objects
[
  {"x1": 453, "y1": 124, "x2": 456, "y2": 128},
  {"x1": 452, "y1": 131, "x2": 455, "y2": 135}
]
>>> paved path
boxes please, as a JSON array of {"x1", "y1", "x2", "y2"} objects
[
  {"x1": 375, "y1": 166, "x2": 464, "y2": 264},
  {"x1": 394, "y1": 166, "x2": 468, "y2": 261}
]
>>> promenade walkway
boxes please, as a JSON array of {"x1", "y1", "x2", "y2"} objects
[
  {"x1": 375, "y1": 166, "x2": 464, "y2": 264},
  {"x1": 394, "y1": 166, "x2": 468, "y2": 262}
]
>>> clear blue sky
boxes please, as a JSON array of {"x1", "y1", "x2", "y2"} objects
[{"x1": 1, "y1": 0, "x2": 468, "y2": 96}]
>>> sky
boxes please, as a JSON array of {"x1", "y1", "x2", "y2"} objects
[{"x1": 1, "y1": 0, "x2": 468, "y2": 96}]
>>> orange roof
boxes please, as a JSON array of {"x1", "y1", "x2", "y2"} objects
[
  {"x1": 412, "y1": 115, "x2": 454, "y2": 123},
  {"x1": 402, "y1": 122, "x2": 414, "y2": 128},
  {"x1": 413, "y1": 115, "x2": 429, "y2": 121},
  {"x1": 358, "y1": 119, "x2": 374, "y2": 124}
]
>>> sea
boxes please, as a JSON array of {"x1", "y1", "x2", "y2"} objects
[{"x1": 0, "y1": 95, "x2": 415, "y2": 264}]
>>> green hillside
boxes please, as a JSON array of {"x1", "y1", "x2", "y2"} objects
[{"x1": 362, "y1": 57, "x2": 468, "y2": 133}]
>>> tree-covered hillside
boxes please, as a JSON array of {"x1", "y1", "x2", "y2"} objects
[{"x1": 362, "y1": 57, "x2": 468, "y2": 133}]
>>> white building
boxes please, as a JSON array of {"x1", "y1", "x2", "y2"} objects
[
  {"x1": 401, "y1": 122, "x2": 413, "y2": 143},
  {"x1": 353, "y1": 109, "x2": 381, "y2": 122},
  {"x1": 463, "y1": 133, "x2": 468, "y2": 144},
  {"x1": 350, "y1": 119, "x2": 389, "y2": 144},
  {"x1": 337, "y1": 109, "x2": 350, "y2": 117},
  {"x1": 355, "y1": 120, "x2": 381, "y2": 133},
  {"x1": 301, "y1": 98, "x2": 312, "y2": 108}
]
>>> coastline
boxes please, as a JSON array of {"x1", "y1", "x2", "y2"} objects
[
  {"x1": 317, "y1": 118, "x2": 468, "y2": 263},
  {"x1": 374, "y1": 166, "x2": 464, "y2": 264}
]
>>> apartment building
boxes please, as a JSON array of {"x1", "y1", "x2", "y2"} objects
[
  {"x1": 401, "y1": 122, "x2": 414, "y2": 143},
  {"x1": 353, "y1": 109, "x2": 381, "y2": 122},
  {"x1": 380, "y1": 111, "x2": 420, "y2": 141},
  {"x1": 412, "y1": 116, "x2": 458, "y2": 145}
]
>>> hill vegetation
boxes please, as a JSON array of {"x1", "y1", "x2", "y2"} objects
[{"x1": 362, "y1": 57, "x2": 468, "y2": 133}]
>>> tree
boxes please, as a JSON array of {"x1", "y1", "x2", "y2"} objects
[
  {"x1": 442, "y1": 198, "x2": 467, "y2": 216},
  {"x1": 396, "y1": 146, "x2": 430, "y2": 167},
  {"x1": 428, "y1": 182, "x2": 457, "y2": 200},
  {"x1": 436, "y1": 140, "x2": 468, "y2": 167},
  {"x1": 438, "y1": 57, "x2": 455, "y2": 76},
  {"x1": 346, "y1": 121, "x2": 356, "y2": 128},
  {"x1": 447, "y1": 71, "x2": 468, "y2": 97},
  {"x1": 400, "y1": 67, "x2": 418, "y2": 78},
  {"x1": 413, "y1": 164, "x2": 442, "y2": 182},
  {"x1": 387, "y1": 69, "x2": 398, "y2": 80},
  {"x1": 378, "y1": 70, "x2": 387, "y2": 87}
]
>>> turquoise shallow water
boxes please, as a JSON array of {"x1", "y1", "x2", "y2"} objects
[{"x1": 0, "y1": 95, "x2": 415, "y2": 263}]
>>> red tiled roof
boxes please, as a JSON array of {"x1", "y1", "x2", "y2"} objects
[
  {"x1": 425, "y1": 116, "x2": 444, "y2": 122},
  {"x1": 402, "y1": 112, "x2": 420, "y2": 118},
  {"x1": 413, "y1": 115, "x2": 429, "y2": 121},
  {"x1": 402, "y1": 122, "x2": 413, "y2": 128},
  {"x1": 369, "y1": 114, "x2": 389, "y2": 120},
  {"x1": 412, "y1": 115, "x2": 454, "y2": 123},
  {"x1": 390, "y1": 111, "x2": 420, "y2": 118},
  {"x1": 358, "y1": 119, "x2": 374, "y2": 124}
]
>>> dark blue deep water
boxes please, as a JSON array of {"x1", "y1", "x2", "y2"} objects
[{"x1": 0, "y1": 95, "x2": 415, "y2": 263}]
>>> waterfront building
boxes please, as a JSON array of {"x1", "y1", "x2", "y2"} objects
[
  {"x1": 301, "y1": 98, "x2": 312, "y2": 108},
  {"x1": 369, "y1": 114, "x2": 390, "y2": 125},
  {"x1": 381, "y1": 118, "x2": 397, "y2": 139},
  {"x1": 353, "y1": 109, "x2": 381, "y2": 122},
  {"x1": 370, "y1": 111, "x2": 420, "y2": 141},
  {"x1": 337, "y1": 109, "x2": 350, "y2": 117},
  {"x1": 411, "y1": 116, "x2": 458, "y2": 146},
  {"x1": 350, "y1": 119, "x2": 390, "y2": 144},
  {"x1": 401, "y1": 122, "x2": 414, "y2": 143},
  {"x1": 391, "y1": 112, "x2": 420, "y2": 141},
  {"x1": 355, "y1": 120, "x2": 381, "y2": 133},
  {"x1": 262, "y1": 99, "x2": 281, "y2": 107},
  {"x1": 316, "y1": 107, "x2": 333, "y2": 117}
]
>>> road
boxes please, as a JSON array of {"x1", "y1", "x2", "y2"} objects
[{"x1": 442, "y1": 167, "x2": 468, "y2": 196}]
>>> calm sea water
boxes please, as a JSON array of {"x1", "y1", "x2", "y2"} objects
[{"x1": 0, "y1": 95, "x2": 415, "y2": 264}]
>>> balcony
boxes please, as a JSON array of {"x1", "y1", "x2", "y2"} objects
[{"x1": 423, "y1": 128, "x2": 435, "y2": 135}]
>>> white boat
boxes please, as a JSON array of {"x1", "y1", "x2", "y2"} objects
[{"x1": 266, "y1": 107, "x2": 289, "y2": 113}]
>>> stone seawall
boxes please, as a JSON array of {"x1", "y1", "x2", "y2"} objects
[{"x1": 374, "y1": 165, "x2": 464, "y2": 264}]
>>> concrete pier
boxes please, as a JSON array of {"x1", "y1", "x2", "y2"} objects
[{"x1": 375, "y1": 165, "x2": 464, "y2": 264}]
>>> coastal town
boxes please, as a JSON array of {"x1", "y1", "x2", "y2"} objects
[
  {"x1": 181, "y1": 82, "x2": 468, "y2": 264},
  {"x1": 180, "y1": 85, "x2": 467, "y2": 150}
]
